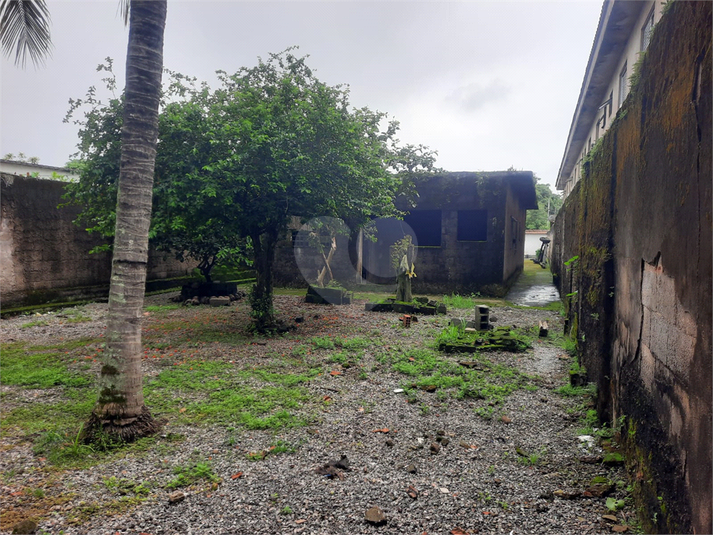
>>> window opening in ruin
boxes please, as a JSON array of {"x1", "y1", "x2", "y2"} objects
[
  {"x1": 403, "y1": 209, "x2": 442, "y2": 247},
  {"x1": 457, "y1": 210, "x2": 488, "y2": 241}
]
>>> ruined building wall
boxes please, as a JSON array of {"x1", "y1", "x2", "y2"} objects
[
  {"x1": 1, "y1": 174, "x2": 196, "y2": 307},
  {"x1": 552, "y1": 3, "x2": 712, "y2": 533}
]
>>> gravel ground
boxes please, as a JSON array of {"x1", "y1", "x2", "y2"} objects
[{"x1": 0, "y1": 292, "x2": 636, "y2": 535}]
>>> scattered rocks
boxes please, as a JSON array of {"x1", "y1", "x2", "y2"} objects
[
  {"x1": 553, "y1": 489, "x2": 582, "y2": 500},
  {"x1": 168, "y1": 491, "x2": 186, "y2": 504},
  {"x1": 364, "y1": 506, "x2": 387, "y2": 526},
  {"x1": 385, "y1": 439, "x2": 394, "y2": 447},
  {"x1": 429, "y1": 442, "x2": 441, "y2": 454},
  {"x1": 501, "y1": 415, "x2": 512, "y2": 424},
  {"x1": 0, "y1": 292, "x2": 632, "y2": 535},
  {"x1": 315, "y1": 454, "x2": 351, "y2": 479}
]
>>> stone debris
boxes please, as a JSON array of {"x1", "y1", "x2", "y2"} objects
[
  {"x1": 364, "y1": 506, "x2": 387, "y2": 525},
  {"x1": 168, "y1": 491, "x2": 186, "y2": 504}
]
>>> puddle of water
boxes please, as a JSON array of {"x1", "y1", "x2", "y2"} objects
[{"x1": 508, "y1": 285, "x2": 560, "y2": 307}]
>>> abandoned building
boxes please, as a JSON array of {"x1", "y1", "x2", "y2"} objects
[
  {"x1": 551, "y1": 1, "x2": 711, "y2": 533},
  {"x1": 274, "y1": 171, "x2": 537, "y2": 296},
  {"x1": 556, "y1": 0, "x2": 666, "y2": 198}
]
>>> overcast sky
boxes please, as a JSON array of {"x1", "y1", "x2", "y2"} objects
[{"x1": 1, "y1": 0, "x2": 603, "y2": 191}]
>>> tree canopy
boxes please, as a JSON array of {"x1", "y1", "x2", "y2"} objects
[
  {"x1": 526, "y1": 177, "x2": 563, "y2": 230},
  {"x1": 65, "y1": 50, "x2": 437, "y2": 329}
]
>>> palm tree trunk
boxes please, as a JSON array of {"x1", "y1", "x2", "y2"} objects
[{"x1": 85, "y1": 0, "x2": 167, "y2": 443}]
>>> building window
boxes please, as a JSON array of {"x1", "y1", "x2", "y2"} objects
[
  {"x1": 608, "y1": 90, "x2": 613, "y2": 117},
  {"x1": 457, "y1": 210, "x2": 487, "y2": 241},
  {"x1": 641, "y1": 7, "x2": 655, "y2": 51},
  {"x1": 618, "y1": 62, "x2": 628, "y2": 107},
  {"x1": 403, "y1": 210, "x2": 441, "y2": 246}
]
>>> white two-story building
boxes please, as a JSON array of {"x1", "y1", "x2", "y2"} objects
[{"x1": 556, "y1": 0, "x2": 666, "y2": 197}]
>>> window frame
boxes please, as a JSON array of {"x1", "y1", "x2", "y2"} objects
[
  {"x1": 641, "y1": 6, "x2": 655, "y2": 51},
  {"x1": 618, "y1": 61, "x2": 628, "y2": 108}
]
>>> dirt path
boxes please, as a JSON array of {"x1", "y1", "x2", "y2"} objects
[{"x1": 0, "y1": 289, "x2": 637, "y2": 535}]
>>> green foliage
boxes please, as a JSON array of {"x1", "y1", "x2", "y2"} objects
[
  {"x1": 0, "y1": 341, "x2": 92, "y2": 388},
  {"x1": 606, "y1": 497, "x2": 626, "y2": 511},
  {"x1": 526, "y1": 175, "x2": 563, "y2": 230},
  {"x1": 166, "y1": 460, "x2": 219, "y2": 489},
  {"x1": 442, "y1": 293, "x2": 481, "y2": 309},
  {"x1": 64, "y1": 52, "x2": 437, "y2": 326}
]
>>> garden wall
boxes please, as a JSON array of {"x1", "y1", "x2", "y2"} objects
[
  {"x1": 0, "y1": 173, "x2": 195, "y2": 308},
  {"x1": 552, "y1": 3, "x2": 711, "y2": 533}
]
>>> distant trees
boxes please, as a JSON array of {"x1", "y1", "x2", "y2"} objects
[
  {"x1": 526, "y1": 177, "x2": 562, "y2": 230},
  {"x1": 66, "y1": 50, "x2": 437, "y2": 332}
]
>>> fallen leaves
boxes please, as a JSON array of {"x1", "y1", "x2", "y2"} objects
[
  {"x1": 406, "y1": 485, "x2": 418, "y2": 499},
  {"x1": 230, "y1": 472, "x2": 244, "y2": 480},
  {"x1": 373, "y1": 428, "x2": 390, "y2": 433},
  {"x1": 329, "y1": 370, "x2": 342, "y2": 376}
]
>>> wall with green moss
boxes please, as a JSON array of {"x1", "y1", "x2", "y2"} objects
[{"x1": 552, "y1": 3, "x2": 711, "y2": 533}]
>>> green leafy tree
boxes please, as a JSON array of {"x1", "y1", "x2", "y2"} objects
[
  {"x1": 202, "y1": 50, "x2": 434, "y2": 330},
  {"x1": 526, "y1": 176, "x2": 563, "y2": 230},
  {"x1": 64, "y1": 65, "x2": 249, "y2": 283}
]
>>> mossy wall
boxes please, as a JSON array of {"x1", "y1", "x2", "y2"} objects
[{"x1": 552, "y1": 3, "x2": 712, "y2": 533}]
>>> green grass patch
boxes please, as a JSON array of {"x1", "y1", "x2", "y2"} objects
[
  {"x1": 20, "y1": 319, "x2": 49, "y2": 328},
  {"x1": 381, "y1": 347, "x2": 532, "y2": 407},
  {"x1": 145, "y1": 360, "x2": 316, "y2": 430},
  {"x1": 442, "y1": 294, "x2": 481, "y2": 309},
  {"x1": 436, "y1": 325, "x2": 533, "y2": 352},
  {"x1": 309, "y1": 336, "x2": 335, "y2": 350},
  {"x1": 0, "y1": 339, "x2": 98, "y2": 389},
  {"x1": 166, "y1": 460, "x2": 219, "y2": 489}
]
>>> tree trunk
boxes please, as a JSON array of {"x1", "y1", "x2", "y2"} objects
[
  {"x1": 84, "y1": 0, "x2": 167, "y2": 444},
  {"x1": 250, "y1": 229, "x2": 278, "y2": 331}
]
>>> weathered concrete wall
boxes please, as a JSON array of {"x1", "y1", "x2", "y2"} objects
[
  {"x1": 272, "y1": 172, "x2": 535, "y2": 295},
  {"x1": 502, "y1": 183, "x2": 527, "y2": 285},
  {"x1": 552, "y1": 3, "x2": 711, "y2": 533},
  {"x1": 1, "y1": 173, "x2": 196, "y2": 307},
  {"x1": 398, "y1": 172, "x2": 531, "y2": 296}
]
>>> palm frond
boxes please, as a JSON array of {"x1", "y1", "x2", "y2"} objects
[
  {"x1": 0, "y1": 0, "x2": 52, "y2": 68},
  {"x1": 117, "y1": 0, "x2": 129, "y2": 26}
]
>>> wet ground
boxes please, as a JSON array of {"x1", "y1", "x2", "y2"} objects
[{"x1": 506, "y1": 261, "x2": 560, "y2": 307}]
